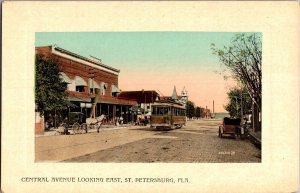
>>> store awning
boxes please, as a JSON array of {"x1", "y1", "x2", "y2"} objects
[
  {"x1": 68, "y1": 96, "x2": 91, "y2": 102},
  {"x1": 59, "y1": 72, "x2": 72, "y2": 84},
  {"x1": 88, "y1": 78, "x2": 100, "y2": 89},
  {"x1": 75, "y1": 76, "x2": 87, "y2": 86},
  {"x1": 111, "y1": 85, "x2": 121, "y2": 93}
]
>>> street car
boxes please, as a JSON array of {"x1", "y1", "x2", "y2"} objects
[{"x1": 150, "y1": 100, "x2": 186, "y2": 130}]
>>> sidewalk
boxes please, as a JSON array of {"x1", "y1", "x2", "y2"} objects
[
  {"x1": 35, "y1": 124, "x2": 154, "y2": 161},
  {"x1": 248, "y1": 131, "x2": 261, "y2": 149},
  {"x1": 36, "y1": 124, "x2": 134, "y2": 137}
]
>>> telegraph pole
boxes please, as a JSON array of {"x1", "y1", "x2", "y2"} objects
[{"x1": 213, "y1": 100, "x2": 214, "y2": 114}]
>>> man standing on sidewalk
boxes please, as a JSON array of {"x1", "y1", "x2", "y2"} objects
[{"x1": 62, "y1": 117, "x2": 69, "y2": 135}]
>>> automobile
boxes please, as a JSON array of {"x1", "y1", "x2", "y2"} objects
[{"x1": 219, "y1": 117, "x2": 241, "y2": 139}]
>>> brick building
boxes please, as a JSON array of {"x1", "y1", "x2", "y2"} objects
[
  {"x1": 35, "y1": 45, "x2": 137, "y2": 133},
  {"x1": 118, "y1": 90, "x2": 159, "y2": 116}
]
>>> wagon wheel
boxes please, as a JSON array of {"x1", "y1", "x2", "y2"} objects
[
  {"x1": 72, "y1": 122, "x2": 80, "y2": 135},
  {"x1": 80, "y1": 123, "x2": 88, "y2": 134},
  {"x1": 91, "y1": 123, "x2": 100, "y2": 132}
]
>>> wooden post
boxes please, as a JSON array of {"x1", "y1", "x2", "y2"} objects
[
  {"x1": 121, "y1": 105, "x2": 123, "y2": 118},
  {"x1": 113, "y1": 105, "x2": 116, "y2": 123},
  {"x1": 108, "y1": 105, "x2": 110, "y2": 122},
  {"x1": 100, "y1": 103, "x2": 102, "y2": 115}
]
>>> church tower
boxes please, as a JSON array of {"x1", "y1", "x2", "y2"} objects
[
  {"x1": 171, "y1": 86, "x2": 178, "y2": 100},
  {"x1": 180, "y1": 86, "x2": 188, "y2": 107}
]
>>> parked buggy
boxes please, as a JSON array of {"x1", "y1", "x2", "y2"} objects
[
  {"x1": 218, "y1": 117, "x2": 243, "y2": 139},
  {"x1": 56, "y1": 112, "x2": 106, "y2": 135}
]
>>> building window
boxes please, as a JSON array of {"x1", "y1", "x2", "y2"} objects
[
  {"x1": 111, "y1": 85, "x2": 120, "y2": 97},
  {"x1": 112, "y1": 92, "x2": 118, "y2": 97},
  {"x1": 76, "y1": 86, "x2": 85, "y2": 92},
  {"x1": 75, "y1": 76, "x2": 87, "y2": 92},
  {"x1": 152, "y1": 107, "x2": 157, "y2": 115},
  {"x1": 101, "y1": 82, "x2": 107, "y2": 96}
]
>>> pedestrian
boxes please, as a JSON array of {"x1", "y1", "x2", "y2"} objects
[
  {"x1": 115, "y1": 117, "x2": 119, "y2": 126},
  {"x1": 48, "y1": 114, "x2": 53, "y2": 129},
  {"x1": 120, "y1": 116, "x2": 124, "y2": 125},
  {"x1": 144, "y1": 116, "x2": 148, "y2": 126},
  {"x1": 62, "y1": 117, "x2": 69, "y2": 135}
]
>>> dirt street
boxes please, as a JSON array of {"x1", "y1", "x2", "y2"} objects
[{"x1": 35, "y1": 119, "x2": 261, "y2": 162}]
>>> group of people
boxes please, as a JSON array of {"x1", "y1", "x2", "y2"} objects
[
  {"x1": 135, "y1": 115, "x2": 149, "y2": 126},
  {"x1": 115, "y1": 116, "x2": 124, "y2": 126},
  {"x1": 46, "y1": 113, "x2": 66, "y2": 130},
  {"x1": 115, "y1": 115, "x2": 149, "y2": 126}
]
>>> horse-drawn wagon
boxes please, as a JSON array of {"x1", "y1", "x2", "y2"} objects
[{"x1": 57, "y1": 112, "x2": 106, "y2": 135}]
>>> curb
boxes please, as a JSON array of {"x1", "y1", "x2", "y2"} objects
[{"x1": 248, "y1": 132, "x2": 261, "y2": 149}]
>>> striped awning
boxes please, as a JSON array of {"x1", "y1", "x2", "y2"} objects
[
  {"x1": 88, "y1": 78, "x2": 100, "y2": 89},
  {"x1": 59, "y1": 72, "x2": 72, "y2": 84},
  {"x1": 111, "y1": 85, "x2": 121, "y2": 93},
  {"x1": 75, "y1": 76, "x2": 87, "y2": 86}
]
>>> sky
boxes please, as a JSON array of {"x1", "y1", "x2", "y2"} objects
[{"x1": 35, "y1": 32, "x2": 242, "y2": 112}]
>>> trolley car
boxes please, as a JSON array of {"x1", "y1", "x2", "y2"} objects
[{"x1": 150, "y1": 100, "x2": 186, "y2": 129}]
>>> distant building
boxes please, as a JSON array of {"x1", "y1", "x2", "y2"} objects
[
  {"x1": 179, "y1": 86, "x2": 188, "y2": 108},
  {"x1": 117, "y1": 90, "x2": 159, "y2": 117},
  {"x1": 35, "y1": 45, "x2": 137, "y2": 134},
  {"x1": 171, "y1": 86, "x2": 178, "y2": 100},
  {"x1": 160, "y1": 86, "x2": 188, "y2": 108}
]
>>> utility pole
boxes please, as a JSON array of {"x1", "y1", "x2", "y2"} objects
[
  {"x1": 233, "y1": 96, "x2": 238, "y2": 118},
  {"x1": 240, "y1": 94, "x2": 243, "y2": 118},
  {"x1": 213, "y1": 100, "x2": 214, "y2": 115},
  {"x1": 89, "y1": 68, "x2": 96, "y2": 118}
]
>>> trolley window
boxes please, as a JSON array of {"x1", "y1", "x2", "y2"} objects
[
  {"x1": 152, "y1": 107, "x2": 157, "y2": 115},
  {"x1": 155, "y1": 107, "x2": 169, "y2": 115}
]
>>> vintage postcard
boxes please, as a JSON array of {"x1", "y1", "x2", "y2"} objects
[
  {"x1": 1, "y1": 1, "x2": 299, "y2": 193},
  {"x1": 34, "y1": 32, "x2": 261, "y2": 163}
]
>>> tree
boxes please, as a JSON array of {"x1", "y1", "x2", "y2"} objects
[
  {"x1": 195, "y1": 107, "x2": 201, "y2": 119},
  {"x1": 212, "y1": 33, "x2": 262, "y2": 130},
  {"x1": 224, "y1": 87, "x2": 252, "y2": 118},
  {"x1": 211, "y1": 33, "x2": 261, "y2": 112},
  {"x1": 200, "y1": 107, "x2": 206, "y2": 118},
  {"x1": 186, "y1": 101, "x2": 195, "y2": 119},
  {"x1": 35, "y1": 54, "x2": 70, "y2": 115}
]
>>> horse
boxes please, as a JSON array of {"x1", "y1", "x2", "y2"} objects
[{"x1": 86, "y1": 114, "x2": 106, "y2": 133}]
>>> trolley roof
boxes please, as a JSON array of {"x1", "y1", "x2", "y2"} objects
[{"x1": 152, "y1": 100, "x2": 185, "y2": 109}]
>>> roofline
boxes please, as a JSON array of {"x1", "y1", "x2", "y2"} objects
[
  {"x1": 53, "y1": 46, "x2": 120, "y2": 73},
  {"x1": 36, "y1": 45, "x2": 53, "y2": 48},
  {"x1": 119, "y1": 90, "x2": 159, "y2": 94},
  {"x1": 153, "y1": 100, "x2": 185, "y2": 108}
]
